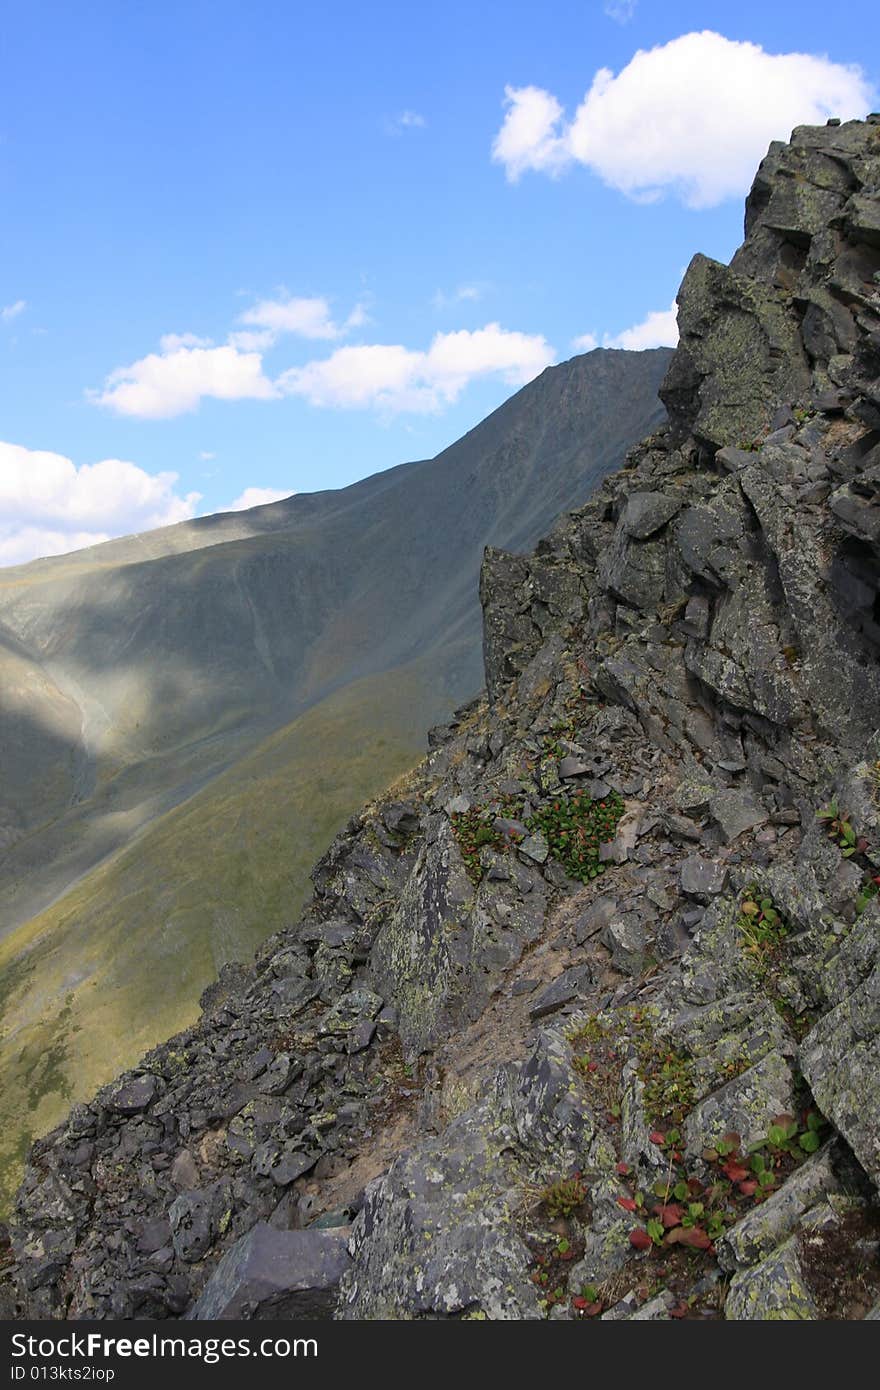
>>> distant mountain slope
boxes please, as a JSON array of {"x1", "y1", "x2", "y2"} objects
[{"x1": 0, "y1": 346, "x2": 670, "y2": 1206}]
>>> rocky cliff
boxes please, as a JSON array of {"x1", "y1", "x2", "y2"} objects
[{"x1": 7, "y1": 114, "x2": 880, "y2": 1321}]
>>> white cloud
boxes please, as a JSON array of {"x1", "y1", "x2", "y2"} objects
[
  {"x1": 1, "y1": 299, "x2": 26, "y2": 323},
  {"x1": 94, "y1": 343, "x2": 278, "y2": 419},
  {"x1": 225, "y1": 486, "x2": 291, "y2": 512},
  {"x1": 572, "y1": 303, "x2": 679, "y2": 354},
  {"x1": 604, "y1": 1, "x2": 637, "y2": 23},
  {"x1": 492, "y1": 32, "x2": 874, "y2": 207},
  {"x1": 0, "y1": 441, "x2": 201, "y2": 566},
  {"x1": 198, "y1": 450, "x2": 216, "y2": 461},
  {"x1": 279, "y1": 323, "x2": 555, "y2": 413},
  {"x1": 603, "y1": 300, "x2": 679, "y2": 350},
  {"x1": 159, "y1": 331, "x2": 213, "y2": 352},
  {"x1": 237, "y1": 295, "x2": 346, "y2": 342},
  {"x1": 492, "y1": 85, "x2": 569, "y2": 181},
  {"x1": 228, "y1": 295, "x2": 369, "y2": 353},
  {"x1": 93, "y1": 310, "x2": 551, "y2": 420}
]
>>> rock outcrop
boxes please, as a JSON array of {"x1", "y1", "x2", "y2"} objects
[{"x1": 7, "y1": 115, "x2": 880, "y2": 1322}]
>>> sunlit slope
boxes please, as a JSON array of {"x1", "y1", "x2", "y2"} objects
[{"x1": 0, "y1": 658, "x2": 445, "y2": 1211}]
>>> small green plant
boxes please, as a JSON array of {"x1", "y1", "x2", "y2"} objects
[
  {"x1": 816, "y1": 801, "x2": 879, "y2": 916},
  {"x1": 449, "y1": 808, "x2": 505, "y2": 882},
  {"x1": 736, "y1": 886, "x2": 789, "y2": 968},
  {"x1": 526, "y1": 788, "x2": 624, "y2": 883},
  {"x1": 816, "y1": 799, "x2": 864, "y2": 857},
  {"x1": 540, "y1": 1172, "x2": 588, "y2": 1219},
  {"x1": 636, "y1": 1036, "x2": 695, "y2": 1131}
]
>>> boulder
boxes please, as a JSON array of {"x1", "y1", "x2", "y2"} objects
[{"x1": 187, "y1": 1223, "x2": 350, "y2": 1319}]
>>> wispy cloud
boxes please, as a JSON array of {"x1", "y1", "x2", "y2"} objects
[
  {"x1": 492, "y1": 32, "x2": 874, "y2": 207},
  {"x1": 432, "y1": 284, "x2": 483, "y2": 311},
  {"x1": 384, "y1": 109, "x2": 426, "y2": 135},
  {"x1": 1, "y1": 299, "x2": 26, "y2": 323},
  {"x1": 604, "y1": 1, "x2": 637, "y2": 24}
]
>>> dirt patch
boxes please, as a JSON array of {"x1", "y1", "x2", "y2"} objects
[{"x1": 798, "y1": 1206, "x2": 880, "y2": 1319}]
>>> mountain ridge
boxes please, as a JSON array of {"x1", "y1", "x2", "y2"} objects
[{"x1": 0, "y1": 345, "x2": 670, "y2": 1211}]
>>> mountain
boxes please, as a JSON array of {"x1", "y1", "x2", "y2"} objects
[
  {"x1": 0, "y1": 346, "x2": 670, "y2": 1210},
  {"x1": 8, "y1": 113, "x2": 879, "y2": 1322}
]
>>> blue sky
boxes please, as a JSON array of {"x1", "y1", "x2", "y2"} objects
[{"x1": 1, "y1": 0, "x2": 878, "y2": 563}]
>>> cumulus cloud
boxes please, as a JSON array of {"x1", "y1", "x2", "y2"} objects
[
  {"x1": 0, "y1": 441, "x2": 201, "y2": 566},
  {"x1": 93, "y1": 309, "x2": 551, "y2": 419},
  {"x1": 492, "y1": 85, "x2": 569, "y2": 181},
  {"x1": 603, "y1": 301, "x2": 679, "y2": 350},
  {"x1": 492, "y1": 32, "x2": 874, "y2": 207},
  {"x1": 227, "y1": 295, "x2": 368, "y2": 353},
  {"x1": 94, "y1": 343, "x2": 278, "y2": 419},
  {"x1": 236, "y1": 295, "x2": 353, "y2": 342},
  {"x1": 1, "y1": 299, "x2": 26, "y2": 323},
  {"x1": 278, "y1": 323, "x2": 555, "y2": 413},
  {"x1": 571, "y1": 332, "x2": 599, "y2": 352},
  {"x1": 572, "y1": 302, "x2": 679, "y2": 355},
  {"x1": 159, "y1": 331, "x2": 213, "y2": 352},
  {"x1": 225, "y1": 486, "x2": 291, "y2": 512}
]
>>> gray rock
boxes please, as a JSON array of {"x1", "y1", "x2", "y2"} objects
[
  {"x1": 574, "y1": 895, "x2": 618, "y2": 944},
  {"x1": 709, "y1": 788, "x2": 768, "y2": 842},
  {"x1": 493, "y1": 816, "x2": 528, "y2": 840},
  {"x1": 629, "y1": 1289, "x2": 678, "y2": 1319},
  {"x1": 672, "y1": 778, "x2": 716, "y2": 817},
  {"x1": 187, "y1": 1223, "x2": 350, "y2": 1319},
  {"x1": 621, "y1": 491, "x2": 683, "y2": 539},
  {"x1": 519, "y1": 832, "x2": 549, "y2": 864},
  {"x1": 529, "y1": 964, "x2": 594, "y2": 1019},
  {"x1": 680, "y1": 855, "x2": 728, "y2": 901},
  {"x1": 800, "y1": 947, "x2": 880, "y2": 1186},
  {"x1": 684, "y1": 1052, "x2": 796, "y2": 1157},
  {"x1": 681, "y1": 594, "x2": 710, "y2": 638},
  {"x1": 106, "y1": 1074, "x2": 160, "y2": 1115},
  {"x1": 558, "y1": 756, "x2": 591, "y2": 779},
  {"x1": 725, "y1": 1237, "x2": 818, "y2": 1320},
  {"x1": 601, "y1": 916, "x2": 647, "y2": 975},
  {"x1": 169, "y1": 1189, "x2": 219, "y2": 1264},
  {"x1": 253, "y1": 1143, "x2": 319, "y2": 1187},
  {"x1": 170, "y1": 1149, "x2": 199, "y2": 1190},
  {"x1": 716, "y1": 446, "x2": 758, "y2": 473}
]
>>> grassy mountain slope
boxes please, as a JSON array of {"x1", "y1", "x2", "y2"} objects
[{"x1": 0, "y1": 657, "x2": 446, "y2": 1209}]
